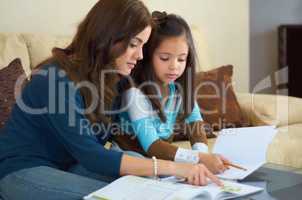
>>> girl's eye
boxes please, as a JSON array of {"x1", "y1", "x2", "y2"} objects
[
  {"x1": 160, "y1": 57, "x2": 169, "y2": 61},
  {"x1": 178, "y1": 59, "x2": 186, "y2": 62}
]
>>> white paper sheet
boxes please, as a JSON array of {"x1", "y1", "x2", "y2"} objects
[{"x1": 212, "y1": 126, "x2": 278, "y2": 180}]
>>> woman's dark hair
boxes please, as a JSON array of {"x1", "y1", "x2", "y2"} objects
[
  {"x1": 38, "y1": 0, "x2": 152, "y2": 124},
  {"x1": 131, "y1": 11, "x2": 198, "y2": 122}
]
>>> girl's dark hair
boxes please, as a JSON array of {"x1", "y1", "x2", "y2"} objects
[
  {"x1": 38, "y1": 0, "x2": 152, "y2": 124},
  {"x1": 131, "y1": 11, "x2": 198, "y2": 122}
]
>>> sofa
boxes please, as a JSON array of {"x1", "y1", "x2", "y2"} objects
[{"x1": 1, "y1": 31, "x2": 302, "y2": 170}]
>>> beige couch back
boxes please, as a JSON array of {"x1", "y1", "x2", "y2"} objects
[
  {"x1": 0, "y1": 26, "x2": 211, "y2": 76},
  {"x1": 0, "y1": 33, "x2": 71, "y2": 76}
]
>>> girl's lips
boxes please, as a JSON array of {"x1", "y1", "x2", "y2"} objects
[{"x1": 166, "y1": 74, "x2": 178, "y2": 79}]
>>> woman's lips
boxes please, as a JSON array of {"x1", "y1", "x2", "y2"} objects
[{"x1": 127, "y1": 63, "x2": 136, "y2": 69}]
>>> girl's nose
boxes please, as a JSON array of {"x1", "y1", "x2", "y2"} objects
[{"x1": 169, "y1": 59, "x2": 178, "y2": 70}]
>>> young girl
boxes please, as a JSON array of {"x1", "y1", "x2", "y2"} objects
[
  {"x1": 0, "y1": 3, "x2": 221, "y2": 200},
  {"x1": 112, "y1": 11, "x2": 229, "y2": 174}
]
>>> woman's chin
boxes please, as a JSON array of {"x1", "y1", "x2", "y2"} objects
[{"x1": 117, "y1": 69, "x2": 131, "y2": 76}]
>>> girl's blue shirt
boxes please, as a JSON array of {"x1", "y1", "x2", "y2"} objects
[{"x1": 116, "y1": 83, "x2": 203, "y2": 152}]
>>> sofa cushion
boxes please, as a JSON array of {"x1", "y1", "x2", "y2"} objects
[
  {"x1": 195, "y1": 65, "x2": 249, "y2": 131},
  {"x1": 237, "y1": 92, "x2": 302, "y2": 128},
  {"x1": 267, "y1": 124, "x2": 302, "y2": 168},
  {"x1": 0, "y1": 58, "x2": 28, "y2": 129},
  {"x1": 0, "y1": 33, "x2": 31, "y2": 76},
  {"x1": 22, "y1": 34, "x2": 71, "y2": 69}
]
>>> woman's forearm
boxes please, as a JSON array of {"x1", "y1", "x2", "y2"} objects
[
  {"x1": 119, "y1": 154, "x2": 175, "y2": 176},
  {"x1": 119, "y1": 154, "x2": 223, "y2": 186}
]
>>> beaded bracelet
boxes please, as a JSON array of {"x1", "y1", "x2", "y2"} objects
[{"x1": 152, "y1": 156, "x2": 159, "y2": 179}]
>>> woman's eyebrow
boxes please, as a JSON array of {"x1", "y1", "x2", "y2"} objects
[
  {"x1": 133, "y1": 37, "x2": 143, "y2": 43},
  {"x1": 157, "y1": 52, "x2": 188, "y2": 56}
]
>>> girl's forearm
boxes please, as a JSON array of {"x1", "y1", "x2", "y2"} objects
[
  {"x1": 147, "y1": 140, "x2": 178, "y2": 161},
  {"x1": 186, "y1": 121, "x2": 208, "y2": 145}
]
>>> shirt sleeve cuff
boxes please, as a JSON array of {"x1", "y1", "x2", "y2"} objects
[
  {"x1": 192, "y1": 143, "x2": 209, "y2": 153},
  {"x1": 174, "y1": 148, "x2": 199, "y2": 164}
]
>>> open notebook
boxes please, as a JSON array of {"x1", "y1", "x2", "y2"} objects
[
  {"x1": 213, "y1": 125, "x2": 278, "y2": 180},
  {"x1": 83, "y1": 175, "x2": 262, "y2": 200}
]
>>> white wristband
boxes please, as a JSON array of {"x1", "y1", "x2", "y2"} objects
[
  {"x1": 192, "y1": 143, "x2": 209, "y2": 153},
  {"x1": 174, "y1": 148, "x2": 200, "y2": 164}
]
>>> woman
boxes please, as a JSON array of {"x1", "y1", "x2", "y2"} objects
[{"x1": 0, "y1": 1, "x2": 221, "y2": 200}]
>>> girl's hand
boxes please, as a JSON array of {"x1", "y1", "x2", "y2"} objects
[
  {"x1": 198, "y1": 153, "x2": 229, "y2": 174},
  {"x1": 172, "y1": 162, "x2": 223, "y2": 186}
]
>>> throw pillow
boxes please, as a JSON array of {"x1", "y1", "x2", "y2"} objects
[
  {"x1": 195, "y1": 65, "x2": 249, "y2": 131},
  {"x1": 0, "y1": 58, "x2": 28, "y2": 129}
]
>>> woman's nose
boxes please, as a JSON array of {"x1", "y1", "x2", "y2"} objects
[{"x1": 136, "y1": 48, "x2": 143, "y2": 60}]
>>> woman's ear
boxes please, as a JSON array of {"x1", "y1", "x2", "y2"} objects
[{"x1": 110, "y1": 41, "x2": 127, "y2": 61}]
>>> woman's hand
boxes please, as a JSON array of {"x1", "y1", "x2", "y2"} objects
[
  {"x1": 198, "y1": 153, "x2": 230, "y2": 174},
  {"x1": 172, "y1": 162, "x2": 223, "y2": 186},
  {"x1": 120, "y1": 154, "x2": 222, "y2": 186}
]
